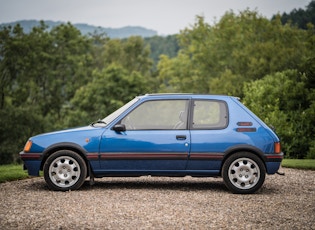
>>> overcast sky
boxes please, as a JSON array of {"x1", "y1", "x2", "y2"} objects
[{"x1": 0, "y1": 0, "x2": 311, "y2": 35}]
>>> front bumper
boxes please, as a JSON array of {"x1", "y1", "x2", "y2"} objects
[{"x1": 20, "y1": 151, "x2": 42, "y2": 176}]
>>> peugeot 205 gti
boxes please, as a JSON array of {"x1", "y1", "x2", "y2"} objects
[{"x1": 20, "y1": 94, "x2": 283, "y2": 194}]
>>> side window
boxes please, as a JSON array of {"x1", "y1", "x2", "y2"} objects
[
  {"x1": 192, "y1": 100, "x2": 228, "y2": 129},
  {"x1": 121, "y1": 100, "x2": 189, "y2": 130}
]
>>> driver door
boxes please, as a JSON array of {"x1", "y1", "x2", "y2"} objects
[{"x1": 99, "y1": 99, "x2": 190, "y2": 171}]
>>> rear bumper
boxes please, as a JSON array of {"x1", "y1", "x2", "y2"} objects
[{"x1": 265, "y1": 152, "x2": 284, "y2": 174}]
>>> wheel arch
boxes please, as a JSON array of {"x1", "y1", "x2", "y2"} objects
[
  {"x1": 221, "y1": 144, "x2": 266, "y2": 173},
  {"x1": 40, "y1": 142, "x2": 89, "y2": 172}
]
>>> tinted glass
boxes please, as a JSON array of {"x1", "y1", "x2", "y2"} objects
[
  {"x1": 121, "y1": 100, "x2": 189, "y2": 130},
  {"x1": 192, "y1": 100, "x2": 228, "y2": 129}
]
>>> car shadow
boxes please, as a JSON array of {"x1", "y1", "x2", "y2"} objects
[
  {"x1": 23, "y1": 177, "x2": 277, "y2": 194},
  {"x1": 80, "y1": 177, "x2": 230, "y2": 193}
]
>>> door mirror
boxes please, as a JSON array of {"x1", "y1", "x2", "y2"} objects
[{"x1": 113, "y1": 124, "x2": 126, "y2": 132}]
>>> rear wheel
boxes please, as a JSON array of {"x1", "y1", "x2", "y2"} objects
[
  {"x1": 44, "y1": 150, "x2": 87, "y2": 191},
  {"x1": 222, "y1": 152, "x2": 266, "y2": 194}
]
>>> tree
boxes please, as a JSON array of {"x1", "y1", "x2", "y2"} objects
[
  {"x1": 0, "y1": 24, "x2": 28, "y2": 110},
  {"x1": 65, "y1": 64, "x2": 152, "y2": 127},
  {"x1": 0, "y1": 22, "x2": 94, "y2": 163},
  {"x1": 0, "y1": 24, "x2": 48, "y2": 164},
  {"x1": 1, "y1": 22, "x2": 93, "y2": 120},
  {"x1": 243, "y1": 70, "x2": 314, "y2": 159},
  {"x1": 144, "y1": 35, "x2": 180, "y2": 66},
  {"x1": 0, "y1": 107, "x2": 44, "y2": 164},
  {"x1": 157, "y1": 11, "x2": 312, "y2": 96},
  {"x1": 275, "y1": 0, "x2": 315, "y2": 30},
  {"x1": 102, "y1": 36, "x2": 153, "y2": 76}
]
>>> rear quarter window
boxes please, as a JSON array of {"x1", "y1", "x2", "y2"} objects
[{"x1": 192, "y1": 100, "x2": 228, "y2": 129}]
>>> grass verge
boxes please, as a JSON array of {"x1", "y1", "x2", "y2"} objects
[
  {"x1": 281, "y1": 159, "x2": 315, "y2": 170},
  {"x1": 0, "y1": 164, "x2": 29, "y2": 183}
]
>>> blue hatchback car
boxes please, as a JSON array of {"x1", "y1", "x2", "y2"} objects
[{"x1": 20, "y1": 94, "x2": 283, "y2": 194}]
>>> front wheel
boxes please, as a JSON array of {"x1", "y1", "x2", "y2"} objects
[
  {"x1": 44, "y1": 150, "x2": 87, "y2": 191},
  {"x1": 222, "y1": 152, "x2": 266, "y2": 194}
]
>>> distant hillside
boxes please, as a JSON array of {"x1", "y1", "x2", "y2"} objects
[{"x1": 0, "y1": 20, "x2": 158, "y2": 38}]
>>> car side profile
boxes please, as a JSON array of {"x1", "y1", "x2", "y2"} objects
[{"x1": 20, "y1": 94, "x2": 283, "y2": 194}]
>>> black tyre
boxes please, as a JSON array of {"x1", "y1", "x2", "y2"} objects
[
  {"x1": 44, "y1": 150, "x2": 87, "y2": 191},
  {"x1": 222, "y1": 152, "x2": 266, "y2": 194}
]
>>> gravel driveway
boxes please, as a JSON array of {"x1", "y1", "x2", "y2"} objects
[{"x1": 0, "y1": 167, "x2": 314, "y2": 229}]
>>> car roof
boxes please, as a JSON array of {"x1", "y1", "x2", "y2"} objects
[{"x1": 138, "y1": 93, "x2": 239, "y2": 100}]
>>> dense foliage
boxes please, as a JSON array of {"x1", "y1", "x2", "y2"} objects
[
  {"x1": 1, "y1": 3, "x2": 314, "y2": 163},
  {"x1": 275, "y1": 0, "x2": 315, "y2": 30},
  {"x1": 144, "y1": 35, "x2": 180, "y2": 66}
]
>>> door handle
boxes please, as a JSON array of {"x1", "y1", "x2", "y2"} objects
[{"x1": 176, "y1": 135, "x2": 186, "y2": 140}]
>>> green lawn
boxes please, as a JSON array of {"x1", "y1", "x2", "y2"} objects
[
  {"x1": 281, "y1": 159, "x2": 315, "y2": 170},
  {"x1": 0, "y1": 159, "x2": 314, "y2": 183},
  {"x1": 0, "y1": 164, "x2": 29, "y2": 183}
]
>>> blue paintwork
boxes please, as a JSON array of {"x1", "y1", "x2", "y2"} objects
[
  {"x1": 20, "y1": 94, "x2": 283, "y2": 178},
  {"x1": 23, "y1": 160, "x2": 41, "y2": 176},
  {"x1": 100, "y1": 130, "x2": 190, "y2": 170},
  {"x1": 265, "y1": 162, "x2": 283, "y2": 174}
]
